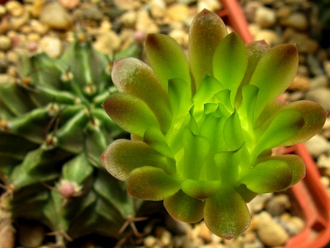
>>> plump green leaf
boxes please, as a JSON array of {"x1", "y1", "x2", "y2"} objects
[
  {"x1": 214, "y1": 144, "x2": 244, "y2": 184},
  {"x1": 240, "y1": 159, "x2": 292, "y2": 193},
  {"x1": 213, "y1": 32, "x2": 248, "y2": 104},
  {"x1": 164, "y1": 190, "x2": 204, "y2": 223},
  {"x1": 258, "y1": 155, "x2": 305, "y2": 186},
  {"x1": 193, "y1": 76, "x2": 224, "y2": 107},
  {"x1": 101, "y1": 139, "x2": 169, "y2": 181},
  {"x1": 127, "y1": 166, "x2": 181, "y2": 200},
  {"x1": 235, "y1": 184, "x2": 257, "y2": 203},
  {"x1": 236, "y1": 41, "x2": 269, "y2": 105},
  {"x1": 181, "y1": 179, "x2": 220, "y2": 200},
  {"x1": 180, "y1": 127, "x2": 209, "y2": 179},
  {"x1": 223, "y1": 111, "x2": 244, "y2": 150},
  {"x1": 250, "y1": 44, "x2": 298, "y2": 118},
  {"x1": 103, "y1": 93, "x2": 161, "y2": 137},
  {"x1": 189, "y1": 9, "x2": 228, "y2": 88},
  {"x1": 254, "y1": 109, "x2": 304, "y2": 155},
  {"x1": 204, "y1": 187, "x2": 251, "y2": 239},
  {"x1": 143, "y1": 126, "x2": 174, "y2": 159},
  {"x1": 281, "y1": 100, "x2": 327, "y2": 146},
  {"x1": 168, "y1": 78, "x2": 192, "y2": 119},
  {"x1": 111, "y1": 58, "x2": 172, "y2": 132},
  {"x1": 239, "y1": 85, "x2": 259, "y2": 127},
  {"x1": 146, "y1": 34, "x2": 191, "y2": 91}
]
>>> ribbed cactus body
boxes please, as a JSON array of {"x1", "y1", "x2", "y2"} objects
[{"x1": 0, "y1": 37, "x2": 143, "y2": 246}]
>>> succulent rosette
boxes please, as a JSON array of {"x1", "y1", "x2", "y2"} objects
[{"x1": 101, "y1": 9, "x2": 326, "y2": 238}]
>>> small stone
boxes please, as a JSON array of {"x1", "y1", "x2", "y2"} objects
[
  {"x1": 136, "y1": 10, "x2": 159, "y2": 33},
  {"x1": 11, "y1": 10, "x2": 29, "y2": 30},
  {"x1": 198, "y1": 222, "x2": 212, "y2": 243},
  {"x1": 59, "y1": 0, "x2": 80, "y2": 9},
  {"x1": 0, "y1": 222, "x2": 15, "y2": 248},
  {"x1": 243, "y1": 231, "x2": 256, "y2": 243},
  {"x1": 317, "y1": 154, "x2": 330, "y2": 169},
  {"x1": 280, "y1": 13, "x2": 308, "y2": 31},
  {"x1": 323, "y1": 60, "x2": 330, "y2": 78},
  {"x1": 265, "y1": 194, "x2": 290, "y2": 216},
  {"x1": 320, "y1": 176, "x2": 330, "y2": 188},
  {"x1": 277, "y1": 6, "x2": 291, "y2": 19},
  {"x1": 297, "y1": 65, "x2": 309, "y2": 77},
  {"x1": 244, "y1": 1, "x2": 263, "y2": 22},
  {"x1": 255, "y1": 7, "x2": 277, "y2": 28},
  {"x1": 120, "y1": 11, "x2": 137, "y2": 28},
  {"x1": 93, "y1": 31, "x2": 121, "y2": 55},
  {"x1": 289, "y1": 91, "x2": 304, "y2": 102},
  {"x1": 306, "y1": 87, "x2": 330, "y2": 111},
  {"x1": 308, "y1": 76, "x2": 328, "y2": 90},
  {"x1": 0, "y1": 36, "x2": 11, "y2": 51},
  {"x1": 307, "y1": 54, "x2": 324, "y2": 75},
  {"x1": 79, "y1": 3, "x2": 103, "y2": 21},
  {"x1": 254, "y1": 30, "x2": 279, "y2": 47},
  {"x1": 169, "y1": 29, "x2": 189, "y2": 48},
  {"x1": 27, "y1": 33, "x2": 41, "y2": 42},
  {"x1": 144, "y1": 235, "x2": 157, "y2": 248},
  {"x1": 114, "y1": 0, "x2": 141, "y2": 11},
  {"x1": 6, "y1": 51, "x2": 19, "y2": 64},
  {"x1": 0, "y1": 5, "x2": 7, "y2": 18},
  {"x1": 27, "y1": 42, "x2": 39, "y2": 52},
  {"x1": 6, "y1": 1, "x2": 24, "y2": 17},
  {"x1": 39, "y1": 1, "x2": 73, "y2": 30},
  {"x1": 167, "y1": 4, "x2": 190, "y2": 22},
  {"x1": 243, "y1": 237, "x2": 264, "y2": 248},
  {"x1": 256, "y1": 211, "x2": 289, "y2": 246},
  {"x1": 30, "y1": 20, "x2": 48, "y2": 35},
  {"x1": 279, "y1": 214, "x2": 305, "y2": 236},
  {"x1": 288, "y1": 75, "x2": 310, "y2": 91},
  {"x1": 305, "y1": 134, "x2": 330, "y2": 157},
  {"x1": 248, "y1": 23, "x2": 261, "y2": 37},
  {"x1": 32, "y1": 0, "x2": 45, "y2": 18},
  {"x1": 40, "y1": 36, "x2": 62, "y2": 58},
  {"x1": 247, "y1": 193, "x2": 273, "y2": 214},
  {"x1": 197, "y1": 0, "x2": 222, "y2": 13},
  {"x1": 160, "y1": 229, "x2": 172, "y2": 247}
]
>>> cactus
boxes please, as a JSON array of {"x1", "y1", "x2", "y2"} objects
[{"x1": 0, "y1": 33, "x2": 144, "y2": 246}]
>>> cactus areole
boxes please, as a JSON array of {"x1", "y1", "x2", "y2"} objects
[{"x1": 101, "y1": 9, "x2": 326, "y2": 239}]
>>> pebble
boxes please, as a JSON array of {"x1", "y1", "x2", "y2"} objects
[
  {"x1": 280, "y1": 13, "x2": 308, "y2": 31},
  {"x1": 305, "y1": 134, "x2": 330, "y2": 157},
  {"x1": 320, "y1": 176, "x2": 330, "y2": 188},
  {"x1": 31, "y1": 0, "x2": 44, "y2": 18},
  {"x1": 120, "y1": 11, "x2": 138, "y2": 28},
  {"x1": 265, "y1": 194, "x2": 290, "y2": 216},
  {"x1": 167, "y1": 4, "x2": 190, "y2": 21},
  {"x1": 255, "y1": 7, "x2": 277, "y2": 28},
  {"x1": 114, "y1": 0, "x2": 141, "y2": 11},
  {"x1": 40, "y1": 36, "x2": 62, "y2": 58},
  {"x1": 247, "y1": 193, "x2": 273, "y2": 214},
  {"x1": 308, "y1": 75, "x2": 328, "y2": 90},
  {"x1": 136, "y1": 10, "x2": 159, "y2": 33},
  {"x1": 39, "y1": 1, "x2": 73, "y2": 30},
  {"x1": 6, "y1": 1, "x2": 24, "y2": 17},
  {"x1": 144, "y1": 235, "x2": 157, "y2": 247},
  {"x1": 306, "y1": 54, "x2": 324, "y2": 75},
  {"x1": 17, "y1": 222, "x2": 45, "y2": 248},
  {"x1": 169, "y1": 29, "x2": 189, "y2": 48},
  {"x1": 160, "y1": 229, "x2": 172, "y2": 246},
  {"x1": 198, "y1": 222, "x2": 212, "y2": 243},
  {"x1": 11, "y1": 10, "x2": 29, "y2": 30},
  {"x1": 0, "y1": 5, "x2": 6, "y2": 18},
  {"x1": 59, "y1": 0, "x2": 80, "y2": 10},
  {"x1": 306, "y1": 86, "x2": 330, "y2": 111},
  {"x1": 288, "y1": 75, "x2": 310, "y2": 91},
  {"x1": 254, "y1": 30, "x2": 279, "y2": 46},
  {"x1": 197, "y1": 0, "x2": 222, "y2": 13},
  {"x1": 244, "y1": 1, "x2": 263, "y2": 22},
  {"x1": 256, "y1": 211, "x2": 289, "y2": 246},
  {"x1": 93, "y1": 31, "x2": 121, "y2": 55},
  {"x1": 0, "y1": 36, "x2": 11, "y2": 51},
  {"x1": 278, "y1": 213, "x2": 305, "y2": 236},
  {"x1": 318, "y1": 154, "x2": 330, "y2": 170},
  {"x1": 324, "y1": 60, "x2": 330, "y2": 78},
  {"x1": 79, "y1": 3, "x2": 103, "y2": 21},
  {"x1": 30, "y1": 20, "x2": 48, "y2": 35}
]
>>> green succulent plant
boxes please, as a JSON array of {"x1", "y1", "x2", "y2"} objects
[
  {"x1": 0, "y1": 35, "x2": 144, "y2": 246},
  {"x1": 101, "y1": 9, "x2": 327, "y2": 239}
]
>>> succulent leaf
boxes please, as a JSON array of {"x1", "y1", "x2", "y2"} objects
[
  {"x1": 164, "y1": 190, "x2": 204, "y2": 223},
  {"x1": 127, "y1": 166, "x2": 181, "y2": 200},
  {"x1": 146, "y1": 34, "x2": 191, "y2": 91}
]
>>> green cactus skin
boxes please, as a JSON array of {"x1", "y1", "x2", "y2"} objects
[
  {"x1": 0, "y1": 35, "x2": 143, "y2": 246},
  {"x1": 101, "y1": 9, "x2": 327, "y2": 239}
]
